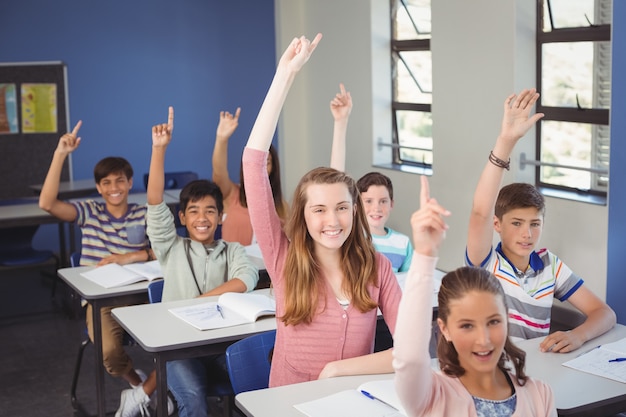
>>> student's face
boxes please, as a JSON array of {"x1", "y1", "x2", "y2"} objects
[
  {"x1": 360, "y1": 185, "x2": 393, "y2": 236},
  {"x1": 303, "y1": 182, "x2": 355, "y2": 253},
  {"x1": 494, "y1": 207, "x2": 543, "y2": 265},
  {"x1": 179, "y1": 195, "x2": 221, "y2": 245},
  {"x1": 96, "y1": 172, "x2": 132, "y2": 207},
  {"x1": 438, "y1": 290, "x2": 508, "y2": 377}
]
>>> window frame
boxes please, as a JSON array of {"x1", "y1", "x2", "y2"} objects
[{"x1": 535, "y1": 0, "x2": 611, "y2": 199}]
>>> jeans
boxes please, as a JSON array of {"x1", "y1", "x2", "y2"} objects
[{"x1": 166, "y1": 353, "x2": 229, "y2": 417}]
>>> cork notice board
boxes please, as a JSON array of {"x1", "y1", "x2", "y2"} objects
[{"x1": 0, "y1": 61, "x2": 70, "y2": 200}]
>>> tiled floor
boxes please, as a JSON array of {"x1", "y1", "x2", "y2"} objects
[{"x1": 0, "y1": 267, "x2": 236, "y2": 417}]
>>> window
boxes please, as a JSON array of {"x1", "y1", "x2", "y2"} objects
[
  {"x1": 536, "y1": 0, "x2": 611, "y2": 198},
  {"x1": 390, "y1": 0, "x2": 432, "y2": 170}
]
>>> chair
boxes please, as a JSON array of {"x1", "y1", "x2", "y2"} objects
[
  {"x1": 225, "y1": 330, "x2": 276, "y2": 395},
  {"x1": 0, "y1": 224, "x2": 60, "y2": 296},
  {"x1": 148, "y1": 279, "x2": 164, "y2": 303},
  {"x1": 143, "y1": 171, "x2": 199, "y2": 237}
]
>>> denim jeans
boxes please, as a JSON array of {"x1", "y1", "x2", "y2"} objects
[{"x1": 166, "y1": 353, "x2": 229, "y2": 417}]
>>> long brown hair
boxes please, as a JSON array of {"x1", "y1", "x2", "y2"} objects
[
  {"x1": 281, "y1": 167, "x2": 378, "y2": 325},
  {"x1": 436, "y1": 266, "x2": 528, "y2": 385},
  {"x1": 239, "y1": 144, "x2": 288, "y2": 220}
]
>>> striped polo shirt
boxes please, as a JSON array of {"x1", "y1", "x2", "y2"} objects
[
  {"x1": 372, "y1": 227, "x2": 414, "y2": 273},
  {"x1": 72, "y1": 200, "x2": 148, "y2": 266},
  {"x1": 466, "y1": 243, "x2": 583, "y2": 340}
]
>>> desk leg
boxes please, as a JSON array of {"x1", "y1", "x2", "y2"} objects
[
  {"x1": 92, "y1": 300, "x2": 106, "y2": 417},
  {"x1": 156, "y1": 354, "x2": 168, "y2": 417}
]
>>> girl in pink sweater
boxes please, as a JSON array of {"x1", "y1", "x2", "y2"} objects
[
  {"x1": 393, "y1": 176, "x2": 556, "y2": 416},
  {"x1": 242, "y1": 33, "x2": 403, "y2": 387}
]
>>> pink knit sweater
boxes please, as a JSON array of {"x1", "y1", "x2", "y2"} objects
[
  {"x1": 243, "y1": 147, "x2": 402, "y2": 387},
  {"x1": 393, "y1": 253, "x2": 557, "y2": 416}
]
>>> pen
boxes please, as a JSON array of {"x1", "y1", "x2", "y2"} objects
[
  {"x1": 608, "y1": 357, "x2": 626, "y2": 363},
  {"x1": 216, "y1": 304, "x2": 224, "y2": 319},
  {"x1": 360, "y1": 390, "x2": 397, "y2": 410}
]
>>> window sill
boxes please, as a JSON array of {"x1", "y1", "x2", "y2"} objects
[
  {"x1": 539, "y1": 186, "x2": 607, "y2": 206},
  {"x1": 372, "y1": 163, "x2": 433, "y2": 176}
]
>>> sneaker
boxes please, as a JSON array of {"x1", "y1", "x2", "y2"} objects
[
  {"x1": 149, "y1": 391, "x2": 175, "y2": 416},
  {"x1": 115, "y1": 385, "x2": 151, "y2": 417}
]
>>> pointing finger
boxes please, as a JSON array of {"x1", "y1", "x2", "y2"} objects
[
  {"x1": 167, "y1": 106, "x2": 174, "y2": 131},
  {"x1": 234, "y1": 107, "x2": 241, "y2": 119},
  {"x1": 71, "y1": 120, "x2": 82, "y2": 136},
  {"x1": 339, "y1": 83, "x2": 346, "y2": 96},
  {"x1": 420, "y1": 175, "x2": 430, "y2": 208}
]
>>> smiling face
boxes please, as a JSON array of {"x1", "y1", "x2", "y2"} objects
[
  {"x1": 360, "y1": 185, "x2": 393, "y2": 236},
  {"x1": 303, "y1": 182, "x2": 355, "y2": 253},
  {"x1": 494, "y1": 207, "x2": 543, "y2": 268},
  {"x1": 179, "y1": 195, "x2": 221, "y2": 245},
  {"x1": 438, "y1": 290, "x2": 508, "y2": 377},
  {"x1": 95, "y1": 172, "x2": 132, "y2": 208}
]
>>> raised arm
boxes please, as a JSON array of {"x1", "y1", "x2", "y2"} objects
[
  {"x1": 394, "y1": 176, "x2": 450, "y2": 415},
  {"x1": 466, "y1": 89, "x2": 544, "y2": 266},
  {"x1": 246, "y1": 34, "x2": 323, "y2": 151},
  {"x1": 329, "y1": 83, "x2": 352, "y2": 171},
  {"x1": 211, "y1": 107, "x2": 241, "y2": 199},
  {"x1": 147, "y1": 107, "x2": 174, "y2": 206},
  {"x1": 38, "y1": 121, "x2": 83, "y2": 222}
]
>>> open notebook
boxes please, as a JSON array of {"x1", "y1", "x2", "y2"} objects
[
  {"x1": 80, "y1": 260, "x2": 163, "y2": 288},
  {"x1": 169, "y1": 292, "x2": 276, "y2": 330},
  {"x1": 294, "y1": 379, "x2": 407, "y2": 417},
  {"x1": 562, "y1": 337, "x2": 626, "y2": 383}
]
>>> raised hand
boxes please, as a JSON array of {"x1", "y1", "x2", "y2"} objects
[
  {"x1": 277, "y1": 33, "x2": 323, "y2": 74},
  {"x1": 152, "y1": 106, "x2": 174, "y2": 147},
  {"x1": 56, "y1": 120, "x2": 82, "y2": 155},
  {"x1": 499, "y1": 88, "x2": 545, "y2": 145},
  {"x1": 216, "y1": 107, "x2": 241, "y2": 140},
  {"x1": 410, "y1": 176, "x2": 450, "y2": 258},
  {"x1": 330, "y1": 83, "x2": 352, "y2": 122}
]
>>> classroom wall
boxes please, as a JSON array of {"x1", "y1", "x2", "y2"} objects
[
  {"x1": 274, "y1": 0, "x2": 613, "y2": 309},
  {"x1": 0, "y1": 0, "x2": 276, "y2": 251}
]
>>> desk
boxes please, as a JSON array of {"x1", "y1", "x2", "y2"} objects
[
  {"x1": 0, "y1": 201, "x2": 69, "y2": 265},
  {"x1": 235, "y1": 324, "x2": 626, "y2": 417},
  {"x1": 237, "y1": 373, "x2": 394, "y2": 417},
  {"x1": 30, "y1": 178, "x2": 98, "y2": 199},
  {"x1": 58, "y1": 265, "x2": 151, "y2": 417},
  {"x1": 517, "y1": 323, "x2": 626, "y2": 417},
  {"x1": 112, "y1": 290, "x2": 276, "y2": 417}
]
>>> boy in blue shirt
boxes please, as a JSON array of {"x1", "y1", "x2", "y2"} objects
[{"x1": 357, "y1": 172, "x2": 413, "y2": 273}]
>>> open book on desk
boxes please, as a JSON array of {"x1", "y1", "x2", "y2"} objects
[
  {"x1": 294, "y1": 379, "x2": 407, "y2": 417},
  {"x1": 80, "y1": 260, "x2": 163, "y2": 289},
  {"x1": 169, "y1": 292, "x2": 276, "y2": 331},
  {"x1": 562, "y1": 337, "x2": 626, "y2": 383}
]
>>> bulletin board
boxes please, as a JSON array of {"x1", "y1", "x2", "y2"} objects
[{"x1": 0, "y1": 61, "x2": 70, "y2": 200}]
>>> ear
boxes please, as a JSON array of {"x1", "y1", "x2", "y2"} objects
[
  {"x1": 437, "y1": 318, "x2": 451, "y2": 342},
  {"x1": 390, "y1": 199, "x2": 395, "y2": 209},
  {"x1": 493, "y1": 215, "x2": 502, "y2": 234},
  {"x1": 95, "y1": 183, "x2": 103, "y2": 195},
  {"x1": 128, "y1": 177, "x2": 133, "y2": 189},
  {"x1": 178, "y1": 210, "x2": 186, "y2": 226}
]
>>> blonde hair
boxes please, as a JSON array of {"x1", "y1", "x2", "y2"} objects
[{"x1": 282, "y1": 167, "x2": 378, "y2": 325}]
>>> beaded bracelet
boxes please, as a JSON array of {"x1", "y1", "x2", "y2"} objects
[{"x1": 488, "y1": 151, "x2": 510, "y2": 170}]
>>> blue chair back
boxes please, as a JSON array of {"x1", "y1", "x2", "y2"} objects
[
  {"x1": 70, "y1": 252, "x2": 81, "y2": 267},
  {"x1": 225, "y1": 330, "x2": 276, "y2": 394},
  {"x1": 148, "y1": 280, "x2": 165, "y2": 303},
  {"x1": 143, "y1": 171, "x2": 199, "y2": 190},
  {"x1": 0, "y1": 225, "x2": 57, "y2": 266}
]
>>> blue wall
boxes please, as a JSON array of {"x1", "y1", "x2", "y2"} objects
[
  {"x1": 607, "y1": 0, "x2": 626, "y2": 323},
  {"x1": 0, "y1": 0, "x2": 276, "y2": 251}
]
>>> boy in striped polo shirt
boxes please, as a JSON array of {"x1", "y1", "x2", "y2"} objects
[
  {"x1": 465, "y1": 88, "x2": 615, "y2": 353},
  {"x1": 357, "y1": 171, "x2": 413, "y2": 273},
  {"x1": 40, "y1": 120, "x2": 152, "y2": 393}
]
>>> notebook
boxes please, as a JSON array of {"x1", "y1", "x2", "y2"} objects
[
  {"x1": 294, "y1": 379, "x2": 407, "y2": 417},
  {"x1": 169, "y1": 292, "x2": 276, "y2": 330},
  {"x1": 80, "y1": 260, "x2": 163, "y2": 289}
]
